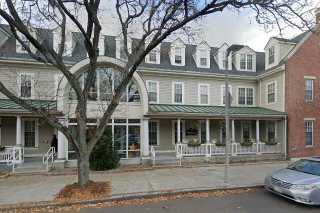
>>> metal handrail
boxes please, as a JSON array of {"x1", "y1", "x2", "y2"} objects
[{"x1": 43, "y1": 147, "x2": 56, "y2": 171}]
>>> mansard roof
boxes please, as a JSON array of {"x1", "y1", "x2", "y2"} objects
[{"x1": 0, "y1": 24, "x2": 310, "y2": 77}]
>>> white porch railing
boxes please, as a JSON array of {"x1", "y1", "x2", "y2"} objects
[
  {"x1": 42, "y1": 147, "x2": 56, "y2": 171},
  {"x1": 0, "y1": 146, "x2": 24, "y2": 173},
  {"x1": 175, "y1": 142, "x2": 282, "y2": 164}
]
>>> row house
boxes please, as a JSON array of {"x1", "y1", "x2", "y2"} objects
[{"x1": 0, "y1": 11, "x2": 319, "y2": 166}]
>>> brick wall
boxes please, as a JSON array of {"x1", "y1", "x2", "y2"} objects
[{"x1": 285, "y1": 32, "x2": 320, "y2": 157}]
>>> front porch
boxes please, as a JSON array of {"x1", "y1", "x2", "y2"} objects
[{"x1": 146, "y1": 104, "x2": 287, "y2": 165}]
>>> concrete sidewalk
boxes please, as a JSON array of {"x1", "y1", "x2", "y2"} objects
[{"x1": 0, "y1": 161, "x2": 288, "y2": 205}]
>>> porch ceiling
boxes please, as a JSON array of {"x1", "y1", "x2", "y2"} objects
[
  {"x1": 148, "y1": 104, "x2": 287, "y2": 118},
  {"x1": 0, "y1": 99, "x2": 57, "y2": 113}
]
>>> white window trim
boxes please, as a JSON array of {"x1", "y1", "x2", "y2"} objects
[
  {"x1": 304, "y1": 119, "x2": 314, "y2": 147},
  {"x1": 198, "y1": 83, "x2": 210, "y2": 105},
  {"x1": 171, "y1": 46, "x2": 186, "y2": 66},
  {"x1": 149, "y1": 120, "x2": 160, "y2": 146},
  {"x1": 268, "y1": 46, "x2": 275, "y2": 65},
  {"x1": 266, "y1": 81, "x2": 277, "y2": 104},
  {"x1": 22, "y1": 118, "x2": 39, "y2": 149},
  {"x1": 146, "y1": 80, "x2": 159, "y2": 104},
  {"x1": 197, "y1": 48, "x2": 210, "y2": 68},
  {"x1": 239, "y1": 53, "x2": 254, "y2": 72},
  {"x1": 304, "y1": 78, "x2": 314, "y2": 102},
  {"x1": 17, "y1": 72, "x2": 35, "y2": 99},
  {"x1": 172, "y1": 82, "x2": 184, "y2": 104},
  {"x1": 220, "y1": 85, "x2": 232, "y2": 106},
  {"x1": 145, "y1": 46, "x2": 161, "y2": 64},
  {"x1": 241, "y1": 121, "x2": 252, "y2": 141},
  {"x1": 236, "y1": 86, "x2": 255, "y2": 106}
]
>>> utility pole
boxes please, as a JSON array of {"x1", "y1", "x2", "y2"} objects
[{"x1": 224, "y1": 71, "x2": 230, "y2": 184}]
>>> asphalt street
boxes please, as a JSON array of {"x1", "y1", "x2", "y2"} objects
[{"x1": 75, "y1": 189, "x2": 319, "y2": 213}]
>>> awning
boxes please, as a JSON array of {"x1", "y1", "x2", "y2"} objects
[
  {"x1": 0, "y1": 99, "x2": 57, "y2": 113},
  {"x1": 148, "y1": 104, "x2": 287, "y2": 119}
]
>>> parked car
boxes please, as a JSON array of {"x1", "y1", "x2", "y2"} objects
[{"x1": 265, "y1": 157, "x2": 320, "y2": 205}]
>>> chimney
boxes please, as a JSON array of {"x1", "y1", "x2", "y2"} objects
[{"x1": 316, "y1": 8, "x2": 320, "y2": 24}]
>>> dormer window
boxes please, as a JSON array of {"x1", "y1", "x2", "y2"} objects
[
  {"x1": 16, "y1": 33, "x2": 30, "y2": 53},
  {"x1": 149, "y1": 50, "x2": 157, "y2": 62},
  {"x1": 174, "y1": 47, "x2": 182, "y2": 64},
  {"x1": 222, "y1": 52, "x2": 228, "y2": 69},
  {"x1": 268, "y1": 46, "x2": 275, "y2": 65},
  {"x1": 199, "y1": 50, "x2": 208, "y2": 67},
  {"x1": 116, "y1": 37, "x2": 132, "y2": 60},
  {"x1": 240, "y1": 53, "x2": 253, "y2": 71},
  {"x1": 145, "y1": 45, "x2": 160, "y2": 64},
  {"x1": 170, "y1": 38, "x2": 185, "y2": 66}
]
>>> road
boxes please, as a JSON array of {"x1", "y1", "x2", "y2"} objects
[{"x1": 74, "y1": 189, "x2": 319, "y2": 213}]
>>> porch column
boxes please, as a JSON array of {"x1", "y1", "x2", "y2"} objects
[
  {"x1": 16, "y1": 115, "x2": 22, "y2": 146},
  {"x1": 256, "y1": 120, "x2": 260, "y2": 154},
  {"x1": 231, "y1": 120, "x2": 235, "y2": 143},
  {"x1": 256, "y1": 120, "x2": 260, "y2": 142},
  {"x1": 141, "y1": 118, "x2": 150, "y2": 158},
  {"x1": 177, "y1": 118, "x2": 181, "y2": 143},
  {"x1": 57, "y1": 117, "x2": 68, "y2": 160},
  {"x1": 206, "y1": 119, "x2": 210, "y2": 143}
]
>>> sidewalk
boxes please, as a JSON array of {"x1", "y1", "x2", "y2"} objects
[{"x1": 0, "y1": 161, "x2": 288, "y2": 206}]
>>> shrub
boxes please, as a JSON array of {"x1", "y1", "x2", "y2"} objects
[
  {"x1": 187, "y1": 138, "x2": 201, "y2": 147},
  {"x1": 89, "y1": 128, "x2": 120, "y2": 171},
  {"x1": 240, "y1": 138, "x2": 253, "y2": 146}
]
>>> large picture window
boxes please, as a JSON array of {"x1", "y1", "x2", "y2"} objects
[{"x1": 69, "y1": 67, "x2": 140, "y2": 103}]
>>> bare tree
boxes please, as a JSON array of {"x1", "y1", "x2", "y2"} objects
[{"x1": 0, "y1": 0, "x2": 315, "y2": 186}]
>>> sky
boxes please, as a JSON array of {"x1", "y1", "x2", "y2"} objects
[{"x1": 96, "y1": 0, "x2": 320, "y2": 52}]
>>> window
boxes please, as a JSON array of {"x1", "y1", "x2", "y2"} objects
[
  {"x1": 148, "y1": 49, "x2": 157, "y2": 63},
  {"x1": 127, "y1": 81, "x2": 140, "y2": 102},
  {"x1": 305, "y1": 79, "x2": 313, "y2": 102},
  {"x1": 247, "y1": 54, "x2": 253, "y2": 70},
  {"x1": 240, "y1": 53, "x2": 254, "y2": 71},
  {"x1": 19, "y1": 73, "x2": 33, "y2": 98},
  {"x1": 222, "y1": 52, "x2": 228, "y2": 69},
  {"x1": 304, "y1": 120, "x2": 314, "y2": 146},
  {"x1": 238, "y1": 88, "x2": 246, "y2": 105},
  {"x1": 240, "y1": 54, "x2": 246, "y2": 70},
  {"x1": 24, "y1": 120, "x2": 37, "y2": 148},
  {"x1": 173, "y1": 82, "x2": 184, "y2": 104},
  {"x1": 147, "y1": 81, "x2": 159, "y2": 103},
  {"x1": 238, "y1": 87, "x2": 254, "y2": 105},
  {"x1": 267, "y1": 82, "x2": 276, "y2": 104},
  {"x1": 221, "y1": 85, "x2": 232, "y2": 105},
  {"x1": 199, "y1": 49, "x2": 208, "y2": 67},
  {"x1": 69, "y1": 67, "x2": 140, "y2": 103},
  {"x1": 174, "y1": 47, "x2": 182, "y2": 64},
  {"x1": 267, "y1": 121, "x2": 276, "y2": 142},
  {"x1": 268, "y1": 46, "x2": 275, "y2": 64},
  {"x1": 242, "y1": 121, "x2": 251, "y2": 142},
  {"x1": 149, "y1": 121, "x2": 159, "y2": 146},
  {"x1": 246, "y1": 88, "x2": 254, "y2": 105},
  {"x1": 199, "y1": 84, "x2": 209, "y2": 105}
]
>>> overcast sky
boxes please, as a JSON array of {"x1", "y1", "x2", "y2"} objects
[{"x1": 96, "y1": 0, "x2": 320, "y2": 52}]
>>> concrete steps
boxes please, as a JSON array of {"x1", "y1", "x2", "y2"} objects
[{"x1": 13, "y1": 157, "x2": 51, "y2": 174}]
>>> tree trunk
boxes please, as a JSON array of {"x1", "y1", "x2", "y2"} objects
[{"x1": 77, "y1": 152, "x2": 90, "y2": 187}]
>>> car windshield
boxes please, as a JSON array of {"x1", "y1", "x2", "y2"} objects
[{"x1": 287, "y1": 159, "x2": 320, "y2": 176}]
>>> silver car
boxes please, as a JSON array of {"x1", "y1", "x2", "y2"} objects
[{"x1": 265, "y1": 157, "x2": 320, "y2": 205}]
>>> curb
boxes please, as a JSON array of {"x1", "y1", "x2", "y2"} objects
[
  {"x1": 13, "y1": 160, "x2": 289, "y2": 177},
  {"x1": 0, "y1": 185, "x2": 264, "y2": 211}
]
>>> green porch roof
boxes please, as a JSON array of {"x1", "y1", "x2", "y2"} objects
[
  {"x1": 149, "y1": 104, "x2": 286, "y2": 118},
  {"x1": 0, "y1": 99, "x2": 57, "y2": 113}
]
